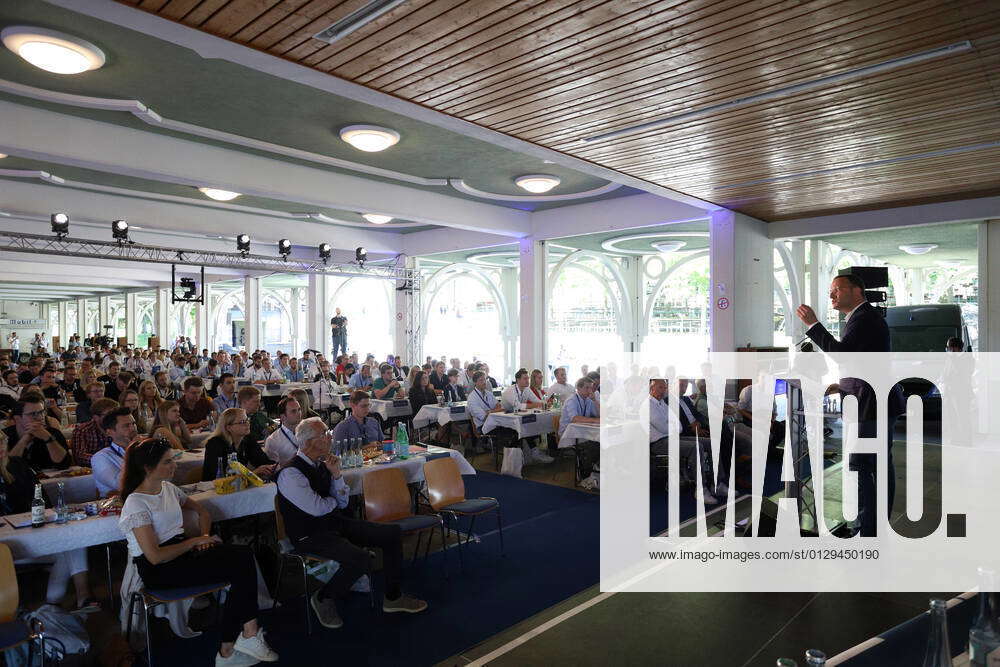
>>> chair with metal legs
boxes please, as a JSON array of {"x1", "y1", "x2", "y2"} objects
[
  {"x1": 125, "y1": 582, "x2": 227, "y2": 667},
  {"x1": 363, "y1": 467, "x2": 447, "y2": 575},
  {"x1": 422, "y1": 457, "x2": 504, "y2": 571},
  {"x1": 0, "y1": 544, "x2": 45, "y2": 666}
]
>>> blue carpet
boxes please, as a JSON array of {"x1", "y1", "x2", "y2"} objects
[{"x1": 149, "y1": 472, "x2": 599, "y2": 666}]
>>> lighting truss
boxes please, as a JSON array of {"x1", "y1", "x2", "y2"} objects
[{"x1": 0, "y1": 230, "x2": 418, "y2": 283}]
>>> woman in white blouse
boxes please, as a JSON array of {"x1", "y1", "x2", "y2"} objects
[{"x1": 118, "y1": 437, "x2": 278, "y2": 666}]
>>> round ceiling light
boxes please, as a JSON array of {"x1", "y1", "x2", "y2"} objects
[
  {"x1": 2, "y1": 26, "x2": 105, "y2": 74},
  {"x1": 514, "y1": 174, "x2": 561, "y2": 194},
  {"x1": 899, "y1": 243, "x2": 938, "y2": 255},
  {"x1": 198, "y1": 187, "x2": 241, "y2": 201},
  {"x1": 362, "y1": 213, "x2": 393, "y2": 225},
  {"x1": 339, "y1": 125, "x2": 400, "y2": 152},
  {"x1": 652, "y1": 240, "x2": 687, "y2": 253}
]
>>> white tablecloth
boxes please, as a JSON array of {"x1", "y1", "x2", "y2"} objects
[
  {"x1": 369, "y1": 398, "x2": 412, "y2": 420},
  {"x1": 40, "y1": 449, "x2": 206, "y2": 504},
  {"x1": 412, "y1": 403, "x2": 470, "y2": 429},
  {"x1": 482, "y1": 411, "x2": 556, "y2": 440},
  {"x1": 0, "y1": 484, "x2": 275, "y2": 560},
  {"x1": 341, "y1": 446, "x2": 474, "y2": 496},
  {"x1": 559, "y1": 422, "x2": 601, "y2": 448}
]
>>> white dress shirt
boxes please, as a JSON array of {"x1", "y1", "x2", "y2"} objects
[
  {"x1": 649, "y1": 396, "x2": 672, "y2": 442},
  {"x1": 546, "y1": 381, "x2": 576, "y2": 403},
  {"x1": 467, "y1": 387, "x2": 498, "y2": 428},
  {"x1": 91, "y1": 442, "x2": 127, "y2": 497},
  {"x1": 250, "y1": 367, "x2": 283, "y2": 383},
  {"x1": 807, "y1": 300, "x2": 865, "y2": 333},
  {"x1": 276, "y1": 452, "x2": 349, "y2": 516},
  {"x1": 264, "y1": 425, "x2": 299, "y2": 465},
  {"x1": 500, "y1": 384, "x2": 531, "y2": 412}
]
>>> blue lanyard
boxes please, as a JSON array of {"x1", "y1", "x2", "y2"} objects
[
  {"x1": 576, "y1": 395, "x2": 589, "y2": 417},
  {"x1": 281, "y1": 426, "x2": 296, "y2": 446},
  {"x1": 476, "y1": 389, "x2": 492, "y2": 409}
]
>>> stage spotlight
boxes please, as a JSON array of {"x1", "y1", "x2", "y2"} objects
[
  {"x1": 319, "y1": 243, "x2": 332, "y2": 262},
  {"x1": 278, "y1": 239, "x2": 291, "y2": 258},
  {"x1": 355, "y1": 246, "x2": 367, "y2": 266},
  {"x1": 112, "y1": 219, "x2": 129, "y2": 242},
  {"x1": 50, "y1": 213, "x2": 69, "y2": 237},
  {"x1": 179, "y1": 277, "x2": 197, "y2": 299},
  {"x1": 236, "y1": 234, "x2": 251, "y2": 254}
]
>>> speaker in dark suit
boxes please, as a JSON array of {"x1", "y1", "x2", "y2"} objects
[{"x1": 796, "y1": 274, "x2": 903, "y2": 536}]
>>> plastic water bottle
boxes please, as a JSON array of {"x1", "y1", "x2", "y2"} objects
[
  {"x1": 216, "y1": 457, "x2": 226, "y2": 480},
  {"x1": 55, "y1": 482, "x2": 68, "y2": 525},
  {"x1": 396, "y1": 423, "x2": 409, "y2": 457}
]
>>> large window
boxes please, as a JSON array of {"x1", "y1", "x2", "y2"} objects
[
  {"x1": 260, "y1": 289, "x2": 295, "y2": 356},
  {"x1": 329, "y1": 277, "x2": 393, "y2": 360},
  {"x1": 169, "y1": 303, "x2": 197, "y2": 347},
  {"x1": 423, "y1": 272, "x2": 506, "y2": 374},
  {"x1": 48, "y1": 305, "x2": 59, "y2": 341},
  {"x1": 645, "y1": 254, "x2": 710, "y2": 358},
  {"x1": 66, "y1": 302, "x2": 78, "y2": 338},
  {"x1": 85, "y1": 300, "x2": 100, "y2": 339},
  {"x1": 109, "y1": 297, "x2": 126, "y2": 340},
  {"x1": 210, "y1": 285, "x2": 245, "y2": 352},
  {"x1": 136, "y1": 293, "x2": 155, "y2": 348}
]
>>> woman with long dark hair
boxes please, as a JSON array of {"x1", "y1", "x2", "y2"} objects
[
  {"x1": 118, "y1": 437, "x2": 278, "y2": 666},
  {"x1": 408, "y1": 370, "x2": 438, "y2": 415}
]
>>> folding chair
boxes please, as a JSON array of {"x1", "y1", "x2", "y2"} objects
[
  {"x1": 423, "y1": 457, "x2": 503, "y2": 570},
  {"x1": 363, "y1": 467, "x2": 447, "y2": 574}
]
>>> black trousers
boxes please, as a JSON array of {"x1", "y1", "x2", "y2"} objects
[
  {"x1": 492, "y1": 426, "x2": 521, "y2": 449},
  {"x1": 135, "y1": 542, "x2": 258, "y2": 640},
  {"x1": 296, "y1": 513, "x2": 404, "y2": 601}
]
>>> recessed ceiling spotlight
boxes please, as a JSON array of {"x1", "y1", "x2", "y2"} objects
[
  {"x1": 899, "y1": 244, "x2": 938, "y2": 255},
  {"x1": 362, "y1": 213, "x2": 393, "y2": 224},
  {"x1": 652, "y1": 240, "x2": 687, "y2": 253},
  {"x1": 198, "y1": 187, "x2": 241, "y2": 201},
  {"x1": 339, "y1": 125, "x2": 400, "y2": 152},
  {"x1": 1, "y1": 26, "x2": 105, "y2": 74},
  {"x1": 515, "y1": 174, "x2": 561, "y2": 194}
]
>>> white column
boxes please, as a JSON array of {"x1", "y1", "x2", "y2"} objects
[
  {"x1": 625, "y1": 255, "x2": 642, "y2": 355},
  {"x1": 99, "y1": 297, "x2": 110, "y2": 339},
  {"x1": 308, "y1": 274, "x2": 330, "y2": 356},
  {"x1": 154, "y1": 289, "x2": 170, "y2": 349},
  {"x1": 57, "y1": 301, "x2": 68, "y2": 346},
  {"x1": 808, "y1": 240, "x2": 829, "y2": 325},
  {"x1": 709, "y1": 210, "x2": 773, "y2": 351},
  {"x1": 289, "y1": 288, "x2": 302, "y2": 356},
  {"x1": 980, "y1": 220, "x2": 999, "y2": 352},
  {"x1": 499, "y1": 267, "x2": 518, "y2": 381},
  {"x1": 393, "y1": 269, "x2": 408, "y2": 362},
  {"x1": 194, "y1": 296, "x2": 209, "y2": 351},
  {"x1": 76, "y1": 298, "x2": 86, "y2": 340},
  {"x1": 125, "y1": 293, "x2": 137, "y2": 344},
  {"x1": 518, "y1": 238, "x2": 546, "y2": 373},
  {"x1": 789, "y1": 240, "x2": 807, "y2": 341},
  {"x1": 910, "y1": 268, "x2": 926, "y2": 305},
  {"x1": 244, "y1": 276, "x2": 260, "y2": 351}
]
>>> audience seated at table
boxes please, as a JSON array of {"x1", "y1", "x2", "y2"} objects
[
  {"x1": 151, "y1": 400, "x2": 193, "y2": 451},
  {"x1": 331, "y1": 391, "x2": 383, "y2": 445},
  {"x1": 0, "y1": 430, "x2": 100, "y2": 612},
  {"x1": 118, "y1": 437, "x2": 278, "y2": 665},
  {"x1": 75, "y1": 380, "x2": 106, "y2": 425},
  {"x1": 179, "y1": 376, "x2": 214, "y2": 430},
  {"x1": 3, "y1": 398, "x2": 71, "y2": 470},
  {"x1": 263, "y1": 397, "x2": 302, "y2": 466},
  {"x1": 92, "y1": 406, "x2": 137, "y2": 497},
  {"x1": 70, "y1": 397, "x2": 118, "y2": 466},
  {"x1": 372, "y1": 364, "x2": 406, "y2": 400},
  {"x1": 286, "y1": 387, "x2": 320, "y2": 422},
  {"x1": 559, "y1": 378, "x2": 600, "y2": 477},
  {"x1": 203, "y1": 408, "x2": 276, "y2": 482},
  {"x1": 238, "y1": 385, "x2": 273, "y2": 445},
  {"x1": 278, "y1": 417, "x2": 426, "y2": 629},
  {"x1": 348, "y1": 363, "x2": 372, "y2": 389},
  {"x1": 136, "y1": 379, "x2": 162, "y2": 427},
  {"x1": 119, "y1": 389, "x2": 148, "y2": 434},
  {"x1": 408, "y1": 370, "x2": 439, "y2": 416},
  {"x1": 442, "y1": 369, "x2": 467, "y2": 403},
  {"x1": 428, "y1": 361, "x2": 449, "y2": 394},
  {"x1": 20, "y1": 385, "x2": 66, "y2": 428},
  {"x1": 213, "y1": 373, "x2": 239, "y2": 413}
]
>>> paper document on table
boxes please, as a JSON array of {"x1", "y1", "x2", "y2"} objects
[{"x1": 5, "y1": 510, "x2": 56, "y2": 528}]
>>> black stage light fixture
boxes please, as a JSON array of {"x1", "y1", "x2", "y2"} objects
[
  {"x1": 112, "y1": 219, "x2": 129, "y2": 242},
  {"x1": 355, "y1": 246, "x2": 367, "y2": 265},
  {"x1": 236, "y1": 233, "x2": 251, "y2": 255},
  {"x1": 319, "y1": 242, "x2": 332, "y2": 262},
  {"x1": 50, "y1": 213, "x2": 69, "y2": 238},
  {"x1": 179, "y1": 277, "x2": 197, "y2": 299},
  {"x1": 278, "y1": 238, "x2": 291, "y2": 259}
]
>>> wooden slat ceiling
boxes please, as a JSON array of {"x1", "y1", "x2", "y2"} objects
[{"x1": 120, "y1": 0, "x2": 1000, "y2": 221}]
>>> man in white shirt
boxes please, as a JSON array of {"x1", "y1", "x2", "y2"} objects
[
  {"x1": 264, "y1": 397, "x2": 302, "y2": 465},
  {"x1": 500, "y1": 369, "x2": 545, "y2": 412},
  {"x1": 546, "y1": 367, "x2": 576, "y2": 404},
  {"x1": 466, "y1": 371, "x2": 501, "y2": 432},
  {"x1": 276, "y1": 417, "x2": 426, "y2": 628},
  {"x1": 92, "y1": 407, "x2": 137, "y2": 497},
  {"x1": 250, "y1": 357, "x2": 283, "y2": 385}
]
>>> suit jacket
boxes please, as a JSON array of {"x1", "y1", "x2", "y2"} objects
[
  {"x1": 806, "y1": 301, "x2": 904, "y2": 421},
  {"x1": 665, "y1": 396, "x2": 705, "y2": 437}
]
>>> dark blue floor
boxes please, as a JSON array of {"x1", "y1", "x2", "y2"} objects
[{"x1": 151, "y1": 472, "x2": 600, "y2": 666}]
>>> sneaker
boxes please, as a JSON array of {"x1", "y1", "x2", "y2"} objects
[
  {"x1": 310, "y1": 591, "x2": 343, "y2": 629},
  {"x1": 530, "y1": 447, "x2": 554, "y2": 464},
  {"x1": 701, "y1": 491, "x2": 721, "y2": 506},
  {"x1": 233, "y1": 629, "x2": 279, "y2": 662},
  {"x1": 382, "y1": 594, "x2": 428, "y2": 614},
  {"x1": 715, "y1": 483, "x2": 730, "y2": 499},
  {"x1": 215, "y1": 650, "x2": 260, "y2": 667}
]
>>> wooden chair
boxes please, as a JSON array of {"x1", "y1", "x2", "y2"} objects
[
  {"x1": 272, "y1": 497, "x2": 374, "y2": 635},
  {"x1": 363, "y1": 467, "x2": 447, "y2": 572},
  {"x1": 0, "y1": 544, "x2": 45, "y2": 665},
  {"x1": 423, "y1": 457, "x2": 504, "y2": 570}
]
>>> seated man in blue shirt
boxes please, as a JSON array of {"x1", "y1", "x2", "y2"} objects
[
  {"x1": 466, "y1": 371, "x2": 517, "y2": 456},
  {"x1": 92, "y1": 406, "x2": 137, "y2": 497},
  {"x1": 284, "y1": 357, "x2": 306, "y2": 383},
  {"x1": 277, "y1": 417, "x2": 426, "y2": 628},
  {"x1": 332, "y1": 391, "x2": 384, "y2": 445},
  {"x1": 559, "y1": 377, "x2": 601, "y2": 478},
  {"x1": 348, "y1": 364, "x2": 373, "y2": 390}
]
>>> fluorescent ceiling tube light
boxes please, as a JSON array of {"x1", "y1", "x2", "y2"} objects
[
  {"x1": 313, "y1": 0, "x2": 409, "y2": 44},
  {"x1": 899, "y1": 244, "x2": 938, "y2": 255},
  {"x1": 582, "y1": 41, "x2": 973, "y2": 144},
  {"x1": 362, "y1": 213, "x2": 393, "y2": 224},
  {"x1": 515, "y1": 174, "x2": 561, "y2": 193},
  {"x1": 2, "y1": 26, "x2": 105, "y2": 74},
  {"x1": 198, "y1": 187, "x2": 241, "y2": 201}
]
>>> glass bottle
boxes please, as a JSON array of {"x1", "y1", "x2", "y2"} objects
[
  {"x1": 775, "y1": 660, "x2": 797, "y2": 667},
  {"x1": 922, "y1": 598, "x2": 952, "y2": 667},
  {"x1": 970, "y1": 567, "x2": 1000, "y2": 664},
  {"x1": 216, "y1": 456, "x2": 226, "y2": 480},
  {"x1": 30, "y1": 484, "x2": 45, "y2": 528},
  {"x1": 804, "y1": 649, "x2": 826, "y2": 665},
  {"x1": 55, "y1": 482, "x2": 68, "y2": 525}
]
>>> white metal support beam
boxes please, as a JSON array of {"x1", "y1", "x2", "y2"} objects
[
  {"x1": 980, "y1": 220, "x2": 999, "y2": 352},
  {"x1": 125, "y1": 293, "x2": 137, "y2": 345},
  {"x1": 518, "y1": 238, "x2": 546, "y2": 374},
  {"x1": 709, "y1": 210, "x2": 774, "y2": 351},
  {"x1": 244, "y1": 277, "x2": 260, "y2": 352}
]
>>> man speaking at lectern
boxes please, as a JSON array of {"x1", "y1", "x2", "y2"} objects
[{"x1": 795, "y1": 272, "x2": 903, "y2": 536}]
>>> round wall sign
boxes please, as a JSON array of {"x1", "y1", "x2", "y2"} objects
[{"x1": 717, "y1": 297, "x2": 730, "y2": 310}]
